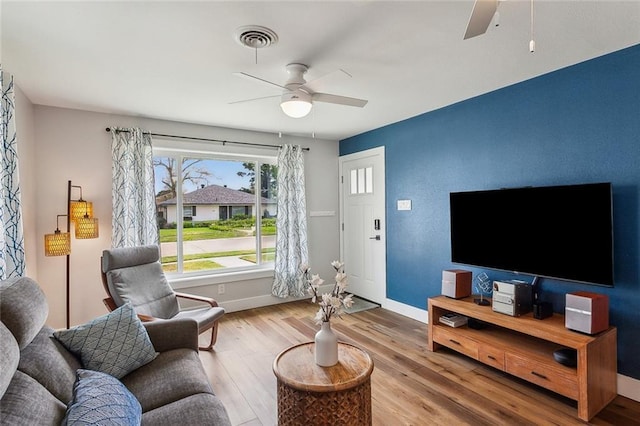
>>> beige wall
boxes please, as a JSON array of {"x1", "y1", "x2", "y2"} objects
[
  {"x1": 21, "y1": 99, "x2": 340, "y2": 328},
  {"x1": 14, "y1": 85, "x2": 38, "y2": 279}
]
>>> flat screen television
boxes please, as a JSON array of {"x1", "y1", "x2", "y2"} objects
[{"x1": 449, "y1": 182, "x2": 614, "y2": 287}]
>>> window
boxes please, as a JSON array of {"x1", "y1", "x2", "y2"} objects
[
  {"x1": 183, "y1": 206, "x2": 196, "y2": 221},
  {"x1": 153, "y1": 151, "x2": 277, "y2": 276},
  {"x1": 350, "y1": 166, "x2": 373, "y2": 194}
]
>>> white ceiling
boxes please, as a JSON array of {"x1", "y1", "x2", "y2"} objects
[{"x1": 2, "y1": 1, "x2": 639, "y2": 140}]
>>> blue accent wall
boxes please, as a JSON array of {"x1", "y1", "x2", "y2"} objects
[{"x1": 340, "y1": 44, "x2": 640, "y2": 380}]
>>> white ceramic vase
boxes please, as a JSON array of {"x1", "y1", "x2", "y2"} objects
[{"x1": 314, "y1": 321, "x2": 338, "y2": 367}]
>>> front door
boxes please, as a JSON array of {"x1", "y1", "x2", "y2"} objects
[{"x1": 339, "y1": 146, "x2": 386, "y2": 304}]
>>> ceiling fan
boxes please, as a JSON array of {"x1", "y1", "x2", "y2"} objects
[
  {"x1": 464, "y1": 0, "x2": 499, "y2": 39},
  {"x1": 231, "y1": 63, "x2": 368, "y2": 118}
]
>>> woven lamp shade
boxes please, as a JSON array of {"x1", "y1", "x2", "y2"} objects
[
  {"x1": 44, "y1": 231, "x2": 71, "y2": 256},
  {"x1": 70, "y1": 200, "x2": 93, "y2": 222},
  {"x1": 75, "y1": 217, "x2": 99, "y2": 239}
]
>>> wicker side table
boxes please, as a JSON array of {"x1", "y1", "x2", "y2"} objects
[{"x1": 273, "y1": 342, "x2": 374, "y2": 426}]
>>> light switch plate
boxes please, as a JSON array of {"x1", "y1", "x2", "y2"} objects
[{"x1": 397, "y1": 199, "x2": 412, "y2": 211}]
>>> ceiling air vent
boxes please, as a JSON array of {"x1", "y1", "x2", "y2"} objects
[{"x1": 235, "y1": 25, "x2": 278, "y2": 49}]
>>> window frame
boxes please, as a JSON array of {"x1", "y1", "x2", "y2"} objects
[{"x1": 153, "y1": 141, "x2": 278, "y2": 283}]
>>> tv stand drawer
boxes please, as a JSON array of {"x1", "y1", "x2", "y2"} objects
[
  {"x1": 505, "y1": 352, "x2": 578, "y2": 399},
  {"x1": 432, "y1": 326, "x2": 478, "y2": 359},
  {"x1": 479, "y1": 345, "x2": 505, "y2": 370}
]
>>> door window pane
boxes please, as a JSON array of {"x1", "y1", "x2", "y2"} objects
[
  {"x1": 350, "y1": 169, "x2": 358, "y2": 195},
  {"x1": 357, "y1": 168, "x2": 365, "y2": 194}
]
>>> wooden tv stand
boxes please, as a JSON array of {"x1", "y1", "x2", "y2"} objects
[{"x1": 428, "y1": 296, "x2": 617, "y2": 421}]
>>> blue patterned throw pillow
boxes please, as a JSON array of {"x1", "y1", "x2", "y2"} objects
[
  {"x1": 54, "y1": 303, "x2": 157, "y2": 379},
  {"x1": 63, "y1": 369, "x2": 142, "y2": 426}
]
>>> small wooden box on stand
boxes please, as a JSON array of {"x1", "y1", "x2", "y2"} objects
[{"x1": 441, "y1": 269, "x2": 472, "y2": 299}]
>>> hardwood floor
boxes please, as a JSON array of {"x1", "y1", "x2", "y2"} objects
[{"x1": 198, "y1": 300, "x2": 640, "y2": 426}]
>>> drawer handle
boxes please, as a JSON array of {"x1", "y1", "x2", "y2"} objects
[
  {"x1": 487, "y1": 355, "x2": 496, "y2": 361},
  {"x1": 449, "y1": 339, "x2": 461, "y2": 345},
  {"x1": 531, "y1": 371, "x2": 548, "y2": 380}
]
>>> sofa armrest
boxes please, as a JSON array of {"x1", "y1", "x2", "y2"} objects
[{"x1": 143, "y1": 318, "x2": 199, "y2": 353}]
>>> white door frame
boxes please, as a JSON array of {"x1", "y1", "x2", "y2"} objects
[{"x1": 339, "y1": 146, "x2": 386, "y2": 303}]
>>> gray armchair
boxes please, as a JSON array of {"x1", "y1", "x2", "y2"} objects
[{"x1": 101, "y1": 244, "x2": 225, "y2": 350}]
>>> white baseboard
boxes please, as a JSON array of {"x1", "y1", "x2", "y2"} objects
[
  {"x1": 224, "y1": 294, "x2": 431, "y2": 321},
  {"x1": 617, "y1": 373, "x2": 640, "y2": 402},
  {"x1": 219, "y1": 283, "x2": 337, "y2": 313},
  {"x1": 379, "y1": 298, "x2": 639, "y2": 403},
  {"x1": 221, "y1": 293, "x2": 307, "y2": 313},
  {"x1": 382, "y1": 298, "x2": 428, "y2": 323}
]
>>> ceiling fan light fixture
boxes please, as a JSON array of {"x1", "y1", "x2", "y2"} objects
[{"x1": 280, "y1": 91, "x2": 312, "y2": 118}]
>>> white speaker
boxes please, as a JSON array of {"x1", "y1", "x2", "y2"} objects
[
  {"x1": 565, "y1": 292, "x2": 609, "y2": 335},
  {"x1": 441, "y1": 269, "x2": 472, "y2": 299}
]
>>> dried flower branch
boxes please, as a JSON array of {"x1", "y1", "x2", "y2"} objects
[{"x1": 301, "y1": 260, "x2": 354, "y2": 325}]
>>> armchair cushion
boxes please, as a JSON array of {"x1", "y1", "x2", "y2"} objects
[
  {"x1": 174, "y1": 305, "x2": 226, "y2": 331},
  {"x1": 106, "y1": 263, "x2": 179, "y2": 319},
  {"x1": 63, "y1": 369, "x2": 141, "y2": 426},
  {"x1": 103, "y1": 246, "x2": 179, "y2": 319},
  {"x1": 54, "y1": 303, "x2": 157, "y2": 379}
]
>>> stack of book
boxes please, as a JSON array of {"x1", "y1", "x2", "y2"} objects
[{"x1": 439, "y1": 313, "x2": 468, "y2": 328}]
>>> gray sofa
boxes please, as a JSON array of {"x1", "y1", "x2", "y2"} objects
[{"x1": 0, "y1": 276, "x2": 231, "y2": 425}]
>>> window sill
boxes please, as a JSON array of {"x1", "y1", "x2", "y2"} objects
[{"x1": 168, "y1": 267, "x2": 275, "y2": 290}]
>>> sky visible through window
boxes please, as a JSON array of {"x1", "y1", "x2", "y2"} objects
[{"x1": 154, "y1": 158, "x2": 252, "y2": 194}]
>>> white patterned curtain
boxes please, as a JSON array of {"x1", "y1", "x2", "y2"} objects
[
  {"x1": 272, "y1": 144, "x2": 308, "y2": 297},
  {"x1": 110, "y1": 127, "x2": 158, "y2": 248},
  {"x1": 0, "y1": 67, "x2": 26, "y2": 279}
]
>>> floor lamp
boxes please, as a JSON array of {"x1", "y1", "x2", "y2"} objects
[{"x1": 44, "y1": 180, "x2": 99, "y2": 329}]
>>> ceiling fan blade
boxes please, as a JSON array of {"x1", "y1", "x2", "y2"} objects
[
  {"x1": 303, "y1": 69, "x2": 352, "y2": 91},
  {"x1": 233, "y1": 72, "x2": 288, "y2": 90},
  {"x1": 463, "y1": 0, "x2": 498, "y2": 40},
  {"x1": 228, "y1": 94, "x2": 280, "y2": 105},
  {"x1": 312, "y1": 93, "x2": 368, "y2": 108}
]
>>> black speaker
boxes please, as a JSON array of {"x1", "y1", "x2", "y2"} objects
[
  {"x1": 553, "y1": 348, "x2": 577, "y2": 367},
  {"x1": 533, "y1": 302, "x2": 553, "y2": 320},
  {"x1": 467, "y1": 318, "x2": 488, "y2": 330}
]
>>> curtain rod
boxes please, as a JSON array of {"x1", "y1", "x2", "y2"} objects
[{"x1": 104, "y1": 128, "x2": 309, "y2": 151}]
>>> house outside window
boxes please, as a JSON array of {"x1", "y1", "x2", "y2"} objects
[{"x1": 153, "y1": 150, "x2": 277, "y2": 277}]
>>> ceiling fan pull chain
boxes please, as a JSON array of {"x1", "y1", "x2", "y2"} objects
[{"x1": 529, "y1": 0, "x2": 536, "y2": 53}]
